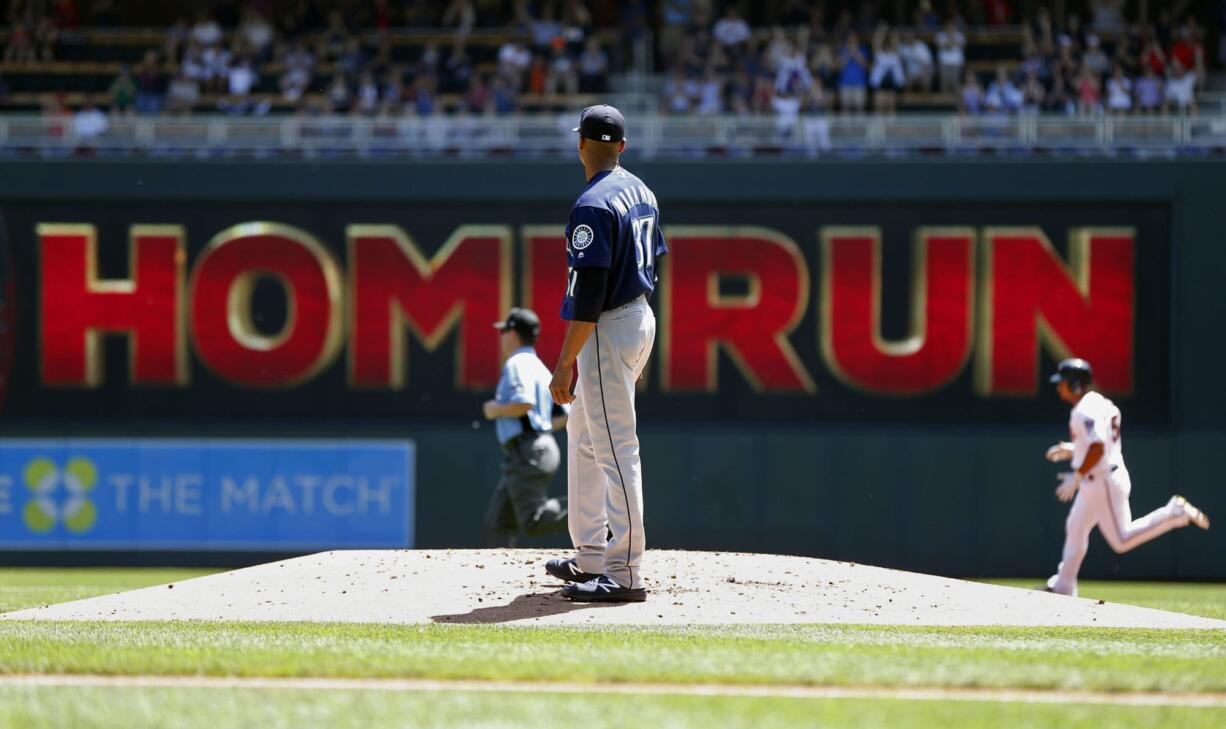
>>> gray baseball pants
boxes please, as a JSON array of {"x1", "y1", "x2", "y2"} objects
[
  {"x1": 567, "y1": 295, "x2": 655, "y2": 589},
  {"x1": 484, "y1": 433, "x2": 566, "y2": 547}
]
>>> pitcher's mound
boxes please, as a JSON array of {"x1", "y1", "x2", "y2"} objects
[{"x1": 4, "y1": 550, "x2": 1222, "y2": 628}]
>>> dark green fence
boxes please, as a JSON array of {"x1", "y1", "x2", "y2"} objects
[{"x1": 0, "y1": 158, "x2": 1222, "y2": 578}]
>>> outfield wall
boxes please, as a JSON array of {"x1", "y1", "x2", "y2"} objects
[{"x1": 0, "y1": 158, "x2": 1223, "y2": 578}]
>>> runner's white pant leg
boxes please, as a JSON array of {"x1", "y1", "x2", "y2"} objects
[
  {"x1": 1096, "y1": 469, "x2": 1190, "y2": 553},
  {"x1": 574, "y1": 298, "x2": 654, "y2": 589},
  {"x1": 566, "y1": 377, "x2": 611, "y2": 575},
  {"x1": 1048, "y1": 486, "x2": 1096, "y2": 596}
]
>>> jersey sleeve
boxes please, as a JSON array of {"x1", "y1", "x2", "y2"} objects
[
  {"x1": 1085, "y1": 412, "x2": 1111, "y2": 445},
  {"x1": 567, "y1": 205, "x2": 614, "y2": 269},
  {"x1": 1075, "y1": 405, "x2": 1110, "y2": 446},
  {"x1": 653, "y1": 209, "x2": 669, "y2": 259},
  {"x1": 568, "y1": 267, "x2": 609, "y2": 322}
]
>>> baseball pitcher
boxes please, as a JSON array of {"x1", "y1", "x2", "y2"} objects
[{"x1": 546, "y1": 104, "x2": 667, "y2": 602}]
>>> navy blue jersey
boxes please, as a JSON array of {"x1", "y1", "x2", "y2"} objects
[{"x1": 560, "y1": 167, "x2": 668, "y2": 320}]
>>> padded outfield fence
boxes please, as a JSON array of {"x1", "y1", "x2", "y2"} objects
[{"x1": 0, "y1": 156, "x2": 1222, "y2": 579}]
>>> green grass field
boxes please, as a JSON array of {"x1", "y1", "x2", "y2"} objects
[
  {"x1": 2, "y1": 685, "x2": 1222, "y2": 729},
  {"x1": 986, "y1": 579, "x2": 1226, "y2": 621},
  {"x1": 0, "y1": 568, "x2": 218, "y2": 614},
  {"x1": 0, "y1": 686, "x2": 1221, "y2": 729},
  {"x1": 0, "y1": 568, "x2": 1223, "y2": 729}
]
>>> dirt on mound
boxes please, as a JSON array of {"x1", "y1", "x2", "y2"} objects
[{"x1": 4, "y1": 549, "x2": 1222, "y2": 629}]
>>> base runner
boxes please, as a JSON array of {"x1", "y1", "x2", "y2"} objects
[{"x1": 1044, "y1": 358, "x2": 1210, "y2": 597}]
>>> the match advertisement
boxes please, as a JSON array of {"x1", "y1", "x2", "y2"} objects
[{"x1": 0, "y1": 439, "x2": 415, "y2": 550}]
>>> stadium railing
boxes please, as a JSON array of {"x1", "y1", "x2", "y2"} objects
[{"x1": 2, "y1": 112, "x2": 1223, "y2": 158}]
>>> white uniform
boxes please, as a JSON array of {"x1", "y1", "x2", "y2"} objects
[{"x1": 1047, "y1": 391, "x2": 1194, "y2": 596}]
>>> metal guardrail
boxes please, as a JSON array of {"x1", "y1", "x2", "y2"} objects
[
  {"x1": 1, "y1": 113, "x2": 1224, "y2": 158},
  {"x1": 1195, "y1": 92, "x2": 1226, "y2": 113}
]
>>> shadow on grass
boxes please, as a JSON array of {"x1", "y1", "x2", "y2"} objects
[{"x1": 430, "y1": 591, "x2": 620, "y2": 624}]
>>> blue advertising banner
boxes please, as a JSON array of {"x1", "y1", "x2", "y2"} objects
[{"x1": 0, "y1": 439, "x2": 414, "y2": 550}]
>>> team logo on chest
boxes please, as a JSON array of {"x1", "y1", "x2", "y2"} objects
[{"x1": 571, "y1": 224, "x2": 595, "y2": 250}]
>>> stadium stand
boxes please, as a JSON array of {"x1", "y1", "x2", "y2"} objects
[
  {"x1": 656, "y1": 3, "x2": 1218, "y2": 116},
  {"x1": 0, "y1": 1, "x2": 622, "y2": 115},
  {"x1": 0, "y1": 1, "x2": 1222, "y2": 157}
]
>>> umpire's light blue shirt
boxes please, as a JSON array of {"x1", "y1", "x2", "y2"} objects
[{"x1": 495, "y1": 346, "x2": 555, "y2": 445}]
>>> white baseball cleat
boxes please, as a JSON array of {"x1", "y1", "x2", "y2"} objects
[
  {"x1": 1042, "y1": 578, "x2": 1076, "y2": 597},
  {"x1": 1172, "y1": 496, "x2": 1210, "y2": 530}
]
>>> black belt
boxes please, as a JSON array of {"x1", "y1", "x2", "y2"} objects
[
  {"x1": 1086, "y1": 464, "x2": 1120, "y2": 482},
  {"x1": 502, "y1": 430, "x2": 546, "y2": 451}
]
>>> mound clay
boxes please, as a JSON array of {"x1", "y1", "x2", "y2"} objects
[{"x1": 4, "y1": 549, "x2": 1222, "y2": 629}]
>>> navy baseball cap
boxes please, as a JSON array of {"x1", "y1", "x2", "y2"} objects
[
  {"x1": 493, "y1": 308, "x2": 541, "y2": 339},
  {"x1": 573, "y1": 104, "x2": 626, "y2": 143},
  {"x1": 1049, "y1": 357, "x2": 1093, "y2": 384}
]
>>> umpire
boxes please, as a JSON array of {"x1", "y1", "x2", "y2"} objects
[{"x1": 482, "y1": 307, "x2": 569, "y2": 546}]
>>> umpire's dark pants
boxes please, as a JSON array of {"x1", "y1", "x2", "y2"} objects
[{"x1": 484, "y1": 432, "x2": 567, "y2": 547}]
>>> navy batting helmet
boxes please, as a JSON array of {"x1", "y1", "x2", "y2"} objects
[{"x1": 1049, "y1": 358, "x2": 1093, "y2": 389}]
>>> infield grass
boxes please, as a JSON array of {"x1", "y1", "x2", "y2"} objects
[
  {"x1": 986, "y1": 579, "x2": 1226, "y2": 621},
  {"x1": 0, "y1": 568, "x2": 218, "y2": 613},
  {"x1": 1, "y1": 686, "x2": 1223, "y2": 729},
  {"x1": 0, "y1": 621, "x2": 1224, "y2": 693},
  {"x1": 0, "y1": 570, "x2": 1224, "y2": 694},
  {"x1": 1, "y1": 569, "x2": 1224, "y2": 728}
]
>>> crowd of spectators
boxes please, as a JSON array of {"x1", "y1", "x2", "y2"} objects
[
  {"x1": 659, "y1": 2, "x2": 1218, "y2": 119},
  {"x1": 3, "y1": 0, "x2": 619, "y2": 122},
  {"x1": 958, "y1": 8, "x2": 1211, "y2": 116},
  {"x1": 150, "y1": 1, "x2": 613, "y2": 118},
  {"x1": 1, "y1": 0, "x2": 1223, "y2": 134}
]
